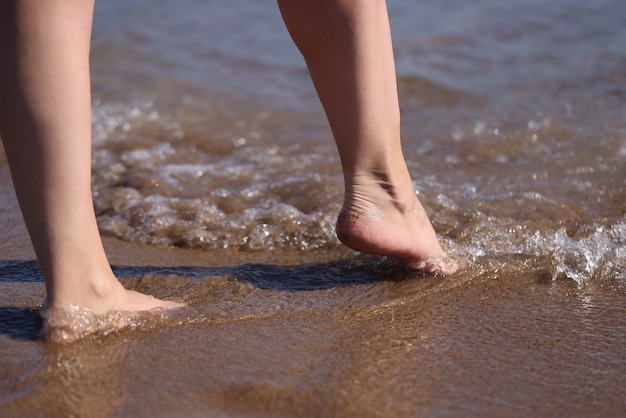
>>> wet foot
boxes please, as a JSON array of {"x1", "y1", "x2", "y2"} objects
[
  {"x1": 42, "y1": 286, "x2": 183, "y2": 344},
  {"x1": 336, "y1": 173, "x2": 459, "y2": 276}
]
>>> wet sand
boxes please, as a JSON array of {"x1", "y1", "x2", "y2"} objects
[
  {"x1": 2, "y1": 165, "x2": 626, "y2": 417},
  {"x1": 2, "y1": 0, "x2": 626, "y2": 415}
]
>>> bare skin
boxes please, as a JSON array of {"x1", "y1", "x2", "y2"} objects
[
  {"x1": 0, "y1": 0, "x2": 181, "y2": 343},
  {"x1": 0, "y1": 0, "x2": 456, "y2": 343},
  {"x1": 278, "y1": 0, "x2": 457, "y2": 275}
]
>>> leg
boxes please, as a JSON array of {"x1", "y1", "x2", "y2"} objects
[
  {"x1": 0, "y1": 0, "x2": 180, "y2": 343},
  {"x1": 278, "y1": 0, "x2": 457, "y2": 274}
]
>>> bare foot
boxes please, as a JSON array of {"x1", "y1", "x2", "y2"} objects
[
  {"x1": 42, "y1": 282, "x2": 183, "y2": 344},
  {"x1": 336, "y1": 172, "x2": 459, "y2": 276}
]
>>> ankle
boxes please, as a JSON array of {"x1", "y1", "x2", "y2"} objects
[{"x1": 344, "y1": 165, "x2": 414, "y2": 211}]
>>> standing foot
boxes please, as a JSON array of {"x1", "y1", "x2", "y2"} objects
[{"x1": 42, "y1": 282, "x2": 183, "y2": 344}]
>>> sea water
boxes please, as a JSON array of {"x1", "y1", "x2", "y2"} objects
[
  {"x1": 1, "y1": 0, "x2": 625, "y2": 416},
  {"x1": 88, "y1": 0, "x2": 625, "y2": 286}
]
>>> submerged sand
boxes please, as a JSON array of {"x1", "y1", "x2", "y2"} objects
[
  {"x1": 2, "y1": 167, "x2": 625, "y2": 417},
  {"x1": 2, "y1": 1, "x2": 626, "y2": 413}
]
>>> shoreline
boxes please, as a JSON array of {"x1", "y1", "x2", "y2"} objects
[{"x1": 2, "y1": 162, "x2": 626, "y2": 417}]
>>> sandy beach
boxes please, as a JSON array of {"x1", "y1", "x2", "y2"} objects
[
  {"x1": 2, "y1": 0, "x2": 626, "y2": 416},
  {"x1": 2, "y1": 160, "x2": 626, "y2": 417}
]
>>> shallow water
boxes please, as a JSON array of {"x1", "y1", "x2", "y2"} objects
[
  {"x1": 86, "y1": 0, "x2": 626, "y2": 285},
  {"x1": 1, "y1": 0, "x2": 625, "y2": 416}
]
